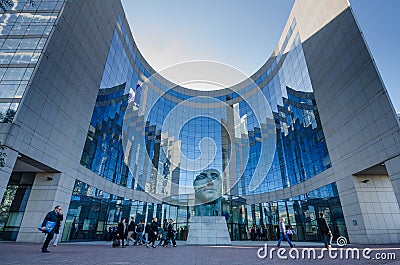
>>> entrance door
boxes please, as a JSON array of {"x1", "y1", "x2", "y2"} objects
[{"x1": 0, "y1": 173, "x2": 35, "y2": 240}]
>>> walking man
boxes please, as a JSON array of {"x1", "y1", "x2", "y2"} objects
[
  {"x1": 117, "y1": 218, "x2": 127, "y2": 248},
  {"x1": 277, "y1": 217, "x2": 294, "y2": 248},
  {"x1": 317, "y1": 212, "x2": 332, "y2": 248},
  {"x1": 163, "y1": 219, "x2": 176, "y2": 247},
  {"x1": 41, "y1": 206, "x2": 63, "y2": 253},
  {"x1": 146, "y1": 217, "x2": 158, "y2": 248},
  {"x1": 158, "y1": 219, "x2": 168, "y2": 246},
  {"x1": 134, "y1": 220, "x2": 146, "y2": 245},
  {"x1": 126, "y1": 216, "x2": 135, "y2": 246}
]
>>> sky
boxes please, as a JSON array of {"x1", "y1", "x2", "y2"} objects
[{"x1": 121, "y1": 0, "x2": 399, "y2": 113}]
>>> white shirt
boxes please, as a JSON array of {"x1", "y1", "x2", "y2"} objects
[{"x1": 279, "y1": 221, "x2": 286, "y2": 234}]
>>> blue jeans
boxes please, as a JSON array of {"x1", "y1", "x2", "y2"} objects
[
  {"x1": 158, "y1": 231, "x2": 167, "y2": 245},
  {"x1": 134, "y1": 232, "x2": 146, "y2": 245},
  {"x1": 277, "y1": 232, "x2": 293, "y2": 247}
]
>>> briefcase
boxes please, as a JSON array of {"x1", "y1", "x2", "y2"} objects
[{"x1": 37, "y1": 221, "x2": 56, "y2": 233}]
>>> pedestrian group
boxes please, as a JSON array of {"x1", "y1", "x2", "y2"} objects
[
  {"x1": 112, "y1": 217, "x2": 177, "y2": 249},
  {"x1": 39, "y1": 206, "x2": 336, "y2": 252}
]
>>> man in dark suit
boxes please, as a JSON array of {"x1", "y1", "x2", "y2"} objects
[
  {"x1": 317, "y1": 212, "x2": 332, "y2": 248},
  {"x1": 41, "y1": 205, "x2": 63, "y2": 253},
  {"x1": 146, "y1": 217, "x2": 158, "y2": 248},
  {"x1": 117, "y1": 218, "x2": 127, "y2": 248},
  {"x1": 163, "y1": 219, "x2": 176, "y2": 247},
  {"x1": 126, "y1": 216, "x2": 136, "y2": 246}
]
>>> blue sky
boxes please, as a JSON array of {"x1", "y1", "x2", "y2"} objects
[{"x1": 121, "y1": 0, "x2": 399, "y2": 113}]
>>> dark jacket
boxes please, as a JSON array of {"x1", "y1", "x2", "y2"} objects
[
  {"x1": 42, "y1": 210, "x2": 63, "y2": 233},
  {"x1": 55, "y1": 215, "x2": 63, "y2": 234},
  {"x1": 117, "y1": 222, "x2": 126, "y2": 237},
  {"x1": 163, "y1": 221, "x2": 169, "y2": 231},
  {"x1": 128, "y1": 220, "x2": 135, "y2": 232},
  {"x1": 317, "y1": 217, "x2": 331, "y2": 235},
  {"x1": 150, "y1": 221, "x2": 158, "y2": 235},
  {"x1": 167, "y1": 223, "x2": 175, "y2": 234}
]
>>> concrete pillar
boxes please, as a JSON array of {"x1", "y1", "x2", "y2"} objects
[
  {"x1": 0, "y1": 147, "x2": 18, "y2": 203},
  {"x1": 385, "y1": 155, "x2": 400, "y2": 207},
  {"x1": 336, "y1": 176, "x2": 364, "y2": 244},
  {"x1": 337, "y1": 174, "x2": 400, "y2": 244},
  {"x1": 16, "y1": 172, "x2": 75, "y2": 243}
]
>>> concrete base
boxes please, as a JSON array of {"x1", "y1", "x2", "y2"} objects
[{"x1": 186, "y1": 216, "x2": 232, "y2": 245}]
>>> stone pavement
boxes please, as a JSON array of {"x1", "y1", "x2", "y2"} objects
[{"x1": 0, "y1": 241, "x2": 399, "y2": 265}]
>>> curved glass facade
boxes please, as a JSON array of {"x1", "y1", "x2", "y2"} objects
[
  {"x1": 81, "y1": 15, "x2": 331, "y2": 197},
  {"x1": 75, "y1": 11, "x2": 343, "y2": 241}
]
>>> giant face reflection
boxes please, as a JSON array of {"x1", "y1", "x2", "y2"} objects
[{"x1": 193, "y1": 169, "x2": 222, "y2": 204}]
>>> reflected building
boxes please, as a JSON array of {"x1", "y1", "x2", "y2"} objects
[
  {"x1": 274, "y1": 87, "x2": 331, "y2": 188},
  {"x1": 0, "y1": 0, "x2": 400, "y2": 245},
  {"x1": 80, "y1": 83, "x2": 131, "y2": 187}
]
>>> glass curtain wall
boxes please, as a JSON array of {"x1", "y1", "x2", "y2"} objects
[
  {"x1": 63, "y1": 180, "x2": 347, "y2": 242},
  {"x1": 81, "y1": 14, "x2": 332, "y2": 197},
  {"x1": 63, "y1": 180, "x2": 190, "y2": 242},
  {"x1": 0, "y1": 0, "x2": 64, "y2": 122},
  {"x1": 77, "y1": 12, "x2": 345, "y2": 242}
]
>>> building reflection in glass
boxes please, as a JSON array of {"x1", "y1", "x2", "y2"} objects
[
  {"x1": 63, "y1": 180, "x2": 347, "y2": 242},
  {"x1": 81, "y1": 16, "x2": 331, "y2": 199},
  {"x1": 74, "y1": 13, "x2": 343, "y2": 242}
]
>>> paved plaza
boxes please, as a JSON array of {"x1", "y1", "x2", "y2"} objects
[{"x1": 0, "y1": 241, "x2": 399, "y2": 265}]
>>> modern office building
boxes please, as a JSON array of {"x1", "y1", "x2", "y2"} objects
[{"x1": 0, "y1": 0, "x2": 399, "y2": 244}]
